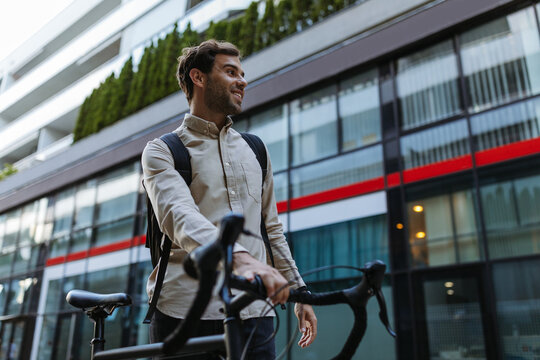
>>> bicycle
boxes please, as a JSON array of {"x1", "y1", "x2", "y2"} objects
[{"x1": 66, "y1": 213, "x2": 396, "y2": 360}]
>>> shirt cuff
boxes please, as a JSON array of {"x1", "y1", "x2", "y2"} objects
[{"x1": 232, "y1": 243, "x2": 248, "y2": 253}]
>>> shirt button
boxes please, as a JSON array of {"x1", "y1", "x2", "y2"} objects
[
  {"x1": 225, "y1": 162, "x2": 230, "y2": 166},
  {"x1": 230, "y1": 190, "x2": 236, "y2": 195}
]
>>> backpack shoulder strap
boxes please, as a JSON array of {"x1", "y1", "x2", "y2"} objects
[
  {"x1": 160, "y1": 132, "x2": 192, "y2": 186},
  {"x1": 240, "y1": 133, "x2": 275, "y2": 268},
  {"x1": 143, "y1": 132, "x2": 191, "y2": 324},
  {"x1": 241, "y1": 133, "x2": 267, "y2": 183}
]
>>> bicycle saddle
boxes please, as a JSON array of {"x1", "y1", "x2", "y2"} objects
[{"x1": 66, "y1": 289, "x2": 131, "y2": 311}]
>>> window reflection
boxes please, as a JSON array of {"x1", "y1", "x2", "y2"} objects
[
  {"x1": 0, "y1": 282, "x2": 7, "y2": 316},
  {"x1": 71, "y1": 228, "x2": 92, "y2": 254},
  {"x1": 339, "y1": 69, "x2": 381, "y2": 150},
  {"x1": 423, "y1": 276, "x2": 486, "y2": 359},
  {"x1": 460, "y1": 7, "x2": 540, "y2": 112},
  {"x1": 3, "y1": 209, "x2": 21, "y2": 251},
  {"x1": 52, "y1": 188, "x2": 75, "y2": 237},
  {"x1": 493, "y1": 259, "x2": 540, "y2": 360},
  {"x1": 292, "y1": 215, "x2": 388, "y2": 282},
  {"x1": 95, "y1": 217, "x2": 134, "y2": 247},
  {"x1": 291, "y1": 86, "x2": 338, "y2": 166},
  {"x1": 471, "y1": 96, "x2": 540, "y2": 152},
  {"x1": 18, "y1": 201, "x2": 39, "y2": 247},
  {"x1": 6, "y1": 276, "x2": 38, "y2": 315},
  {"x1": 396, "y1": 40, "x2": 461, "y2": 130},
  {"x1": 273, "y1": 172, "x2": 288, "y2": 203},
  {"x1": 291, "y1": 145, "x2": 383, "y2": 198},
  {"x1": 74, "y1": 179, "x2": 97, "y2": 229},
  {"x1": 480, "y1": 173, "x2": 540, "y2": 259},
  {"x1": 408, "y1": 189, "x2": 481, "y2": 267},
  {"x1": 249, "y1": 105, "x2": 288, "y2": 172},
  {"x1": 401, "y1": 120, "x2": 470, "y2": 170},
  {"x1": 96, "y1": 164, "x2": 139, "y2": 224}
]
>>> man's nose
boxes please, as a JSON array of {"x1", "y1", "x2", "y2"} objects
[{"x1": 237, "y1": 76, "x2": 247, "y2": 89}]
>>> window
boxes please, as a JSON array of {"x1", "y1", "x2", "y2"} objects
[
  {"x1": 407, "y1": 189, "x2": 481, "y2": 267},
  {"x1": 52, "y1": 188, "x2": 75, "y2": 237},
  {"x1": 5, "y1": 276, "x2": 37, "y2": 315},
  {"x1": 471, "y1": 96, "x2": 540, "y2": 152},
  {"x1": 49, "y1": 235, "x2": 69, "y2": 259},
  {"x1": 339, "y1": 69, "x2": 381, "y2": 150},
  {"x1": 480, "y1": 173, "x2": 540, "y2": 259},
  {"x1": 71, "y1": 228, "x2": 91, "y2": 254},
  {"x1": 422, "y1": 275, "x2": 486, "y2": 359},
  {"x1": 18, "y1": 201, "x2": 39, "y2": 247},
  {"x1": 291, "y1": 145, "x2": 383, "y2": 198},
  {"x1": 95, "y1": 217, "x2": 134, "y2": 247},
  {"x1": 460, "y1": 7, "x2": 540, "y2": 112},
  {"x1": 401, "y1": 120, "x2": 470, "y2": 170},
  {"x1": 0, "y1": 282, "x2": 7, "y2": 315},
  {"x1": 493, "y1": 259, "x2": 540, "y2": 360},
  {"x1": 291, "y1": 215, "x2": 388, "y2": 282},
  {"x1": 96, "y1": 164, "x2": 139, "y2": 224},
  {"x1": 12, "y1": 246, "x2": 40, "y2": 274},
  {"x1": 396, "y1": 40, "x2": 461, "y2": 130},
  {"x1": 74, "y1": 180, "x2": 97, "y2": 230},
  {"x1": 249, "y1": 105, "x2": 288, "y2": 172},
  {"x1": 291, "y1": 85, "x2": 338, "y2": 166},
  {"x1": 87, "y1": 265, "x2": 129, "y2": 295},
  {"x1": 3, "y1": 209, "x2": 21, "y2": 251},
  {"x1": 44, "y1": 278, "x2": 62, "y2": 313},
  {"x1": 273, "y1": 172, "x2": 288, "y2": 203}
]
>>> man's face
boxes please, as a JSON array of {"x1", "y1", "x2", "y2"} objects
[{"x1": 204, "y1": 54, "x2": 247, "y2": 116}]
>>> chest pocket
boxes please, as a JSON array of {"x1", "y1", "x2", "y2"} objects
[{"x1": 241, "y1": 162, "x2": 262, "y2": 203}]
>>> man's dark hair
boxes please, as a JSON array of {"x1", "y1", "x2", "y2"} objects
[{"x1": 177, "y1": 39, "x2": 240, "y2": 104}]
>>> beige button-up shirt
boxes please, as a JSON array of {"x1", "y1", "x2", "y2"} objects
[{"x1": 142, "y1": 114, "x2": 305, "y2": 320}]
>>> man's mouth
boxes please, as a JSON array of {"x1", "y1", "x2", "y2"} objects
[{"x1": 232, "y1": 90, "x2": 243, "y2": 100}]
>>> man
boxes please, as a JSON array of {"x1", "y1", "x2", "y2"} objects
[{"x1": 142, "y1": 39, "x2": 317, "y2": 359}]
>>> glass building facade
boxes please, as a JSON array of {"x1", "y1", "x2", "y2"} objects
[{"x1": 1, "y1": 2, "x2": 540, "y2": 359}]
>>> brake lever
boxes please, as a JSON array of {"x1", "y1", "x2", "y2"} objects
[
  {"x1": 375, "y1": 288, "x2": 396, "y2": 337},
  {"x1": 363, "y1": 260, "x2": 396, "y2": 338}
]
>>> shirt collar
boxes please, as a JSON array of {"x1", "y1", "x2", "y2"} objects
[{"x1": 183, "y1": 113, "x2": 233, "y2": 137}]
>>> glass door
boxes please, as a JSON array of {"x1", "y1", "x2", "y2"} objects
[{"x1": 413, "y1": 267, "x2": 494, "y2": 359}]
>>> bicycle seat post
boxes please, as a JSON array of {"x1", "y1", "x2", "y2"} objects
[{"x1": 88, "y1": 307, "x2": 108, "y2": 359}]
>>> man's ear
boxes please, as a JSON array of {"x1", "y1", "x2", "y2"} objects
[{"x1": 189, "y1": 68, "x2": 205, "y2": 88}]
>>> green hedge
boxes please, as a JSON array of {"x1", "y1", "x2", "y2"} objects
[
  {"x1": 73, "y1": 0, "x2": 356, "y2": 142},
  {"x1": 0, "y1": 163, "x2": 17, "y2": 181}
]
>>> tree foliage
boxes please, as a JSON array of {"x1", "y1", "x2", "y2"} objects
[
  {"x1": 0, "y1": 163, "x2": 17, "y2": 181},
  {"x1": 74, "y1": 0, "x2": 354, "y2": 142}
]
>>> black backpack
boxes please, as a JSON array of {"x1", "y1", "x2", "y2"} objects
[{"x1": 143, "y1": 132, "x2": 275, "y2": 323}]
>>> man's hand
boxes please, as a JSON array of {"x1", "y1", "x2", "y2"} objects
[
  {"x1": 233, "y1": 252, "x2": 289, "y2": 304},
  {"x1": 294, "y1": 303, "x2": 317, "y2": 348}
]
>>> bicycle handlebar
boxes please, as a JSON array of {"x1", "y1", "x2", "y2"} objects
[{"x1": 164, "y1": 213, "x2": 396, "y2": 359}]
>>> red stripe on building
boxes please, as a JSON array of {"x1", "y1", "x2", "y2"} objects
[
  {"x1": 475, "y1": 137, "x2": 540, "y2": 167},
  {"x1": 276, "y1": 201, "x2": 287, "y2": 213},
  {"x1": 386, "y1": 172, "x2": 401, "y2": 187},
  {"x1": 46, "y1": 256, "x2": 66, "y2": 267},
  {"x1": 135, "y1": 234, "x2": 146, "y2": 246},
  {"x1": 289, "y1": 177, "x2": 385, "y2": 211},
  {"x1": 402, "y1": 155, "x2": 473, "y2": 183},
  {"x1": 88, "y1": 239, "x2": 133, "y2": 257},
  {"x1": 66, "y1": 251, "x2": 88, "y2": 262}
]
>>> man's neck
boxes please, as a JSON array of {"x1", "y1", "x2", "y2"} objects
[{"x1": 190, "y1": 106, "x2": 227, "y2": 130}]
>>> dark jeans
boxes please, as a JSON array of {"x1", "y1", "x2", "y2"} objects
[{"x1": 150, "y1": 309, "x2": 276, "y2": 360}]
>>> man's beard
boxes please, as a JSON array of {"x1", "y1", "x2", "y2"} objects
[{"x1": 204, "y1": 77, "x2": 242, "y2": 116}]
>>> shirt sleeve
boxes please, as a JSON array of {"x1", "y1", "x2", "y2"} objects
[
  {"x1": 141, "y1": 138, "x2": 247, "y2": 253},
  {"x1": 260, "y1": 145, "x2": 306, "y2": 289}
]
